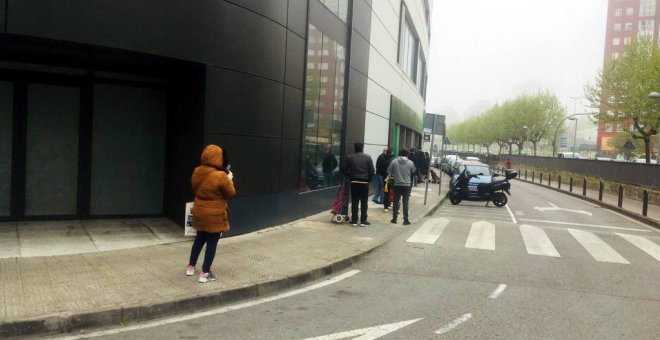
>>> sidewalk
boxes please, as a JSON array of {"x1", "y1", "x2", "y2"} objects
[{"x1": 0, "y1": 178, "x2": 448, "y2": 338}]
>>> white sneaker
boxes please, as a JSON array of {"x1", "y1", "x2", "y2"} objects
[
  {"x1": 186, "y1": 265, "x2": 195, "y2": 276},
  {"x1": 384, "y1": 208, "x2": 389, "y2": 213},
  {"x1": 199, "y1": 271, "x2": 217, "y2": 283}
]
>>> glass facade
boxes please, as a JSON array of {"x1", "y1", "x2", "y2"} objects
[
  {"x1": 0, "y1": 82, "x2": 12, "y2": 216},
  {"x1": 398, "y1": 4, "x2": 427, "y2": 97},
  {"x1": 319, "y1": 0, "x2": 349, "y2": 23},
  {"x1": 301, "y1": 24, "x2": 346, "y2": 191},
  {"x1": 25, "y1": 84, "x2": 80, "y2": 216}
]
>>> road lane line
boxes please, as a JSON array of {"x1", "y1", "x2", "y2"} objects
[
  {"x1": 434, "y1": 313, "x2": 473, "y2": 335},
  {"x1": 465, "y1": 221, "x2": 495, "y2": 250},
  {"x1": 302, "y1": 318, "x2": 423, "y2": 340},
  {"x1": 51, "y1": 270, "x2": 362, "y2": 339},
  {"x1": 518, "y1": 218, "x2": 651, "y2": 232},
  {"x1": 617, "y1": 233, "x2": 660, "y2": 262},
  {"x1": 520, "y1": 225, "x2": 560, "y2": 257},
  {"x1": 488, "y1": 284, "x2": 508, "y2": 299},
  {"x1": 568, "y1": 229, "x2": 629, "y2": 264},
  {"x1": 406, "y1": 217, "x2": 449, "y2": 244},
  {"x1": 505, "y1": 204, "x2": 517, "y2": 224}
]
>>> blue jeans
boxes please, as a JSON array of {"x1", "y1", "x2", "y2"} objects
[
  {"x1": 372, "y1": 174, "x2": 384, "y2": 203},
  {"x1": 188, "y1": 231, "x2": 222, "y2": 273}
]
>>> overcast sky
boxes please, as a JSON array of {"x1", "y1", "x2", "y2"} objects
[{"x1": 426, "y1": 0, "x2": 608, "y2": 125}]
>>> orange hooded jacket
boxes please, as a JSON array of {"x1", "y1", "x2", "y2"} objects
[{"x1": 191, "y1": 145, "x2": 236, "y2": 233}]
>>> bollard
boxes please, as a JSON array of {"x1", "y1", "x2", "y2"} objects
[
  {"x1": 569, "y1": 177, "x2": 573, "y2": 192},
  {"x1": 582, "y1": 179, "x2": 587, "y2": 196},
  {"x1": 558, "y1": 175, "x2": 562, "y2": 189},
  {"x1": 598, "y1": 182, "x2": 603, "y2": 201},
  {"x1": 548, "y1": 174, "x2": 551, "y2": 186},
  {"x1": 642, "y1": 190, "x2": 648, "y2": 217},
  {"x1": 532, "y1": 171, "x2": 535, "y2": 182},
  {"x1": 525, "y1": 169, "x2": 528, "y2": 180},
  {"x1": 618, "y1": 185, "x2": 623, "y2": 208},
  {"x1": 540, "y1": 173, "x2": 543, "y2": 184}
]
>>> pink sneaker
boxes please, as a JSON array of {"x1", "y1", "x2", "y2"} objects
[
  {"x1": 186, "y1": 265, "x2": 195, "y2": 276},
  {"x1": 198, "y1": 271, "x2": 217, "y2": 283}
]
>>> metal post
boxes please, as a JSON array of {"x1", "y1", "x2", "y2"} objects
[
  {"x1": 569, "y1": 177, "x2": 573, "y2": 192},
  {"x1": 424, "y1": 115, "x2": 436, "y2": 206},
  {"x1": 642, "y1": 190, "x2": 648, "y2": 216},
  {"x1": 525, "y1": 169, "x2": 527, "y2": 180},
  {"x1": 540, "y1": 173, "x2": 543, "y2": 184},
  {"x1": 558, "y1": 175, "x2": 561, "y2": 189},
  {"x1": 599, "y1": 181, "x2": 603, "y2": 201},
  {"x1": 532, "y1": 171, "x2": 535, "y2": 182},
  {"x1": 582, "y1": 179, "x2": 587, "y2": 196},
  {"x1": 618, "y1": 185, "x2": 623, "y2": 207},
  {"x1": 548, "y1": 174, "x2": 551, "y2": 186}
]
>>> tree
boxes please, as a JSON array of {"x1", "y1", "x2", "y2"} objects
[{"x1": 585, "y1": 36, "x2": 660, "y2": 163}]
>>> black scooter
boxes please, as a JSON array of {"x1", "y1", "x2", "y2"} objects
[{"x1": 448, "y1": 169, "x2": 517, "y2": 207}]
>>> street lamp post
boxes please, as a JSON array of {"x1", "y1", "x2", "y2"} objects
[
  {"x1": 552, "y1": 113, "x2": 593, "y2": 157},
  {"x1": 569, "y1": 117, "x2": 578, "y2": 154}
]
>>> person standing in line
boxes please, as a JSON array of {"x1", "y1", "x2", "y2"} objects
[
  {"x1": 374, "y1": 147, "x2": 393, "y2": 205},
  {"x1": 387, "y1": 148, "x2": 416, "y2": 225},
  {"x1": 187, "y1": 144, "x2": 236, "y2": 283},
  {"x1": 504, "y1": 158, "x2": 512, "y2": 170},
  {"x1": 341, "y1": 142, "x2": 375, "y2": 227},
  {"x1": 322, "y1": 145, "x2": 338, "y2": 187}
]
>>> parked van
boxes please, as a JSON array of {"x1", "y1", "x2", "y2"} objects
[{"x1": 557, "y1": 152, "x2": 581, "y2": 159}]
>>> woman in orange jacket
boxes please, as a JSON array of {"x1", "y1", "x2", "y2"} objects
[{"x1": 186, "y1": 145, "x2": 236, "y2": 283}]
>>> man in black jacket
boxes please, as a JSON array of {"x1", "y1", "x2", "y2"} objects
[
  {"x1": 375, "y1": 147, "x2": 394, "y2": 210},
  {"x1": 342, "y1": 142, "x2": 375, "y2": 227}
]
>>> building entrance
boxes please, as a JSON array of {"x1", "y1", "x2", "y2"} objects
[{"x1": 0, "y1": 73, "x2": 167, "y2": 220}]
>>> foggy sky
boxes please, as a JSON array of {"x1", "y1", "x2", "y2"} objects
[{"x1": 426, "y1": 0, "x2": 608, "y2": 125}]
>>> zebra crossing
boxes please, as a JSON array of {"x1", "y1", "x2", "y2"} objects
[{"x1": 406, "y1": 219, "x2": 660, "y2": 265}]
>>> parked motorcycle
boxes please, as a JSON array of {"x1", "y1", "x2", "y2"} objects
[{"x1": 448, "y1": 169, "x2": 517, "y2": 207}]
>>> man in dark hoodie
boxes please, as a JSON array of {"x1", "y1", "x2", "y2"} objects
[
  {"x1": 387, "y1": 148, "x2": 416, "y2": 225},
  {"x1": 342, "y1": 142, "x2": 375, "y2": 227},
  {"x1": 374, "y1": 147, "x2": 394, "y2": 205}
]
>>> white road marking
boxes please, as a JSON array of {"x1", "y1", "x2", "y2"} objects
[
  {"x1": 406, "y1": 217, "x2": 449, "y2": 244},
  {"x1": 51, "y1": 270, "x2": 362, "y2": 339},
  {"x1": 302, "y1": 318, "x2": 422, "y2": 340},
  {"x1": 465, "y1": 221, "x2": 496, "y2": 250},
  {"x1": 515, "y1": 210, "x2": 525, "y2": 216},
  {"x1": 617, "y1": 233, "x2": 660, "y2": 262},
  {"x1": 505, "y1": 204, "x2": 518, "y2": 224},
  {"x1": 533, "y1": 202, "x2": 592, "y2": 216},
  {"x1": 434, "y1": 313, "x2": 473, "y2": 335},
  {"x1": 568, "y1": 229, "x2": 629, "y2": 264},
  {"x1": 488, "y1": 284, "x2": 508, "y2": 299},
  {"x1": 520, "y1": 225, "x2": 561, "y2": 257},
  {"x1": 518, "y1": 218, "x2": 651, "y2": 232},
  {"x1": 607, "y1": 209, "x2": 658, "y2": 233}
]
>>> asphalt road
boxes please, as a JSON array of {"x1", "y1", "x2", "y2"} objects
[{"x1": 61, "y1": 180, "x2": 660, "y2": 339}]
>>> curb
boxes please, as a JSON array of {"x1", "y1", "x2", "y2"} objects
[
  {"x1": 515, "y1": 178, "x2": 659, "y2": 230},
  {"x1": 1, "y1": 197, "x2": 447, "y2": 339}
]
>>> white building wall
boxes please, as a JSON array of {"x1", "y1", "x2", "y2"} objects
[{"x1": 362, "y1": 0, "x2": 430, "y2": 161}]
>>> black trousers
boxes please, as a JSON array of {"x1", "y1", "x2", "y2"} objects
[
  {"x1": 350, "y1": 182, "x2": 369, "y2": 223},
  {"x1": 393, "y1": 185, "x2": 412, "y2": 221},
  {"x1": 188, "y1": 231, "x2": 221, "y2": 273}
]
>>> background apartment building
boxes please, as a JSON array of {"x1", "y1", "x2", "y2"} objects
[
  {"x1": 0, "y1": 0, "x2": 430, "y2": 235},
  {"x1": 597, "y1": 0, "x2": 660, "y2": 155}
]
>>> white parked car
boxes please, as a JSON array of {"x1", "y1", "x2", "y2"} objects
[
  {"x1": 631, "y1": 158, "x2": 658, "y2": 164},
  {"x1": 557, "y1": 152, "x2": 581, "y2": 159}
]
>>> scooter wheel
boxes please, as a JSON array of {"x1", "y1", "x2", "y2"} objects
[
  {"x1": 493, "y1": 193, "x2": 508, "y2": 207},
  {"x1": 449, "y1": 192, "x2": 462, "y2": 205},
  {"x1": 332, "y1": 214, "x2": 343, "y2": 223}
]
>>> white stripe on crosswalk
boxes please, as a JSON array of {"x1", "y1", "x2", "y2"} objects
[
  {"x1": 520, "y1": 224, "x2": 560, "y2": 257},
  {"x1": 616, "y1": 233, "x2": 660, "y2": 262},
  {"x1": 465, "y1": 221, "x2": 495, "y2": 250},
  {"x1": 406, "y1": 217, "x2": 449, "y2": 244},
  {"x1": 568, "y1": 229, "x2": 629, "y2": 264}
]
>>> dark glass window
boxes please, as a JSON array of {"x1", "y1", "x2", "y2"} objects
[
  {"x1": 319, "y1": 0, "x2": 349, "y2": 23},
  {"x1": 301, "y1": 24, "x2": 346, "y2": 191},
  {"x1": 0, "y1": 82, "x2": 13, "y2": 216},
  {"x1": 398, "y1": 4, "x2": 427, "y2": 97}
]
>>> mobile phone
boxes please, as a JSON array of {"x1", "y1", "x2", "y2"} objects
[{"x1": 227, "y1": 164, "x2": 231, "y2": 171}]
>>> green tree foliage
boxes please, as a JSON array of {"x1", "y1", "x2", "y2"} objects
[
  {"x1": 445, "y1": 93, "x2": 566, "y2": 156},
  {"x1": 585, "y1": 36, "x2": 660, "y2": 163}
]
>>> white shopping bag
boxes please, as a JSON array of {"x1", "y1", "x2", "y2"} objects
[{"x1": 184, "y1": 202, "x2": 196, "y2": 236}]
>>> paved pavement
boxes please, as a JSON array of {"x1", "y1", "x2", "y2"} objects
[{"x1": 0, "y1": 177, "x2": 448, "y2": 339}]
